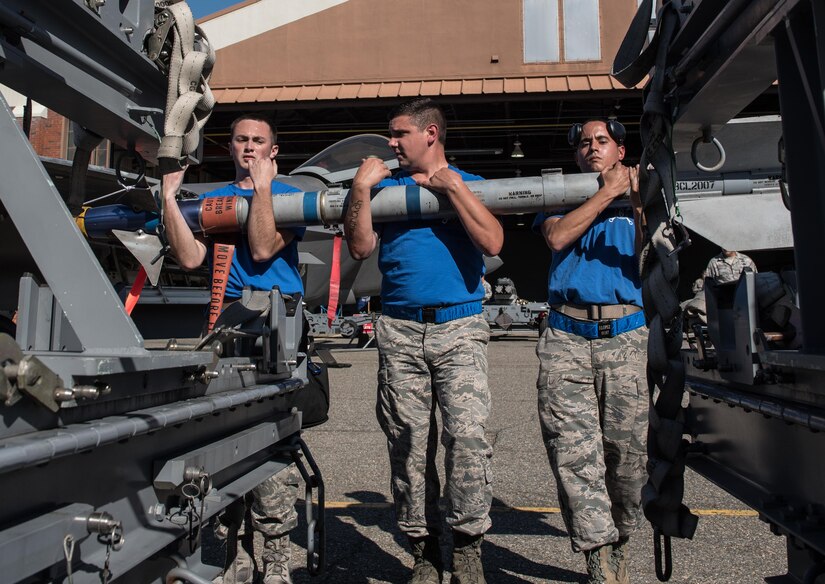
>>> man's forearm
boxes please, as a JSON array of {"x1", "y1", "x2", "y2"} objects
[
  {"x1": 344, "y1": 184, "x2": 377, "y2": 259},
  {"x1": 546, "y1": 188, "x2": 614, "y2": 252},
  {"x1": 163, "y1": 194, "x2": 206, "y2": 270},
  {"x1": 248, "y1": 185, "x2": 284, "y2": 261},
  {"x1": 446, "y1": 182, "x2": 503, "y2": 256}
]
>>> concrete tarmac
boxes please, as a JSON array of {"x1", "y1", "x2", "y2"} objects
[{"x1": 268, "y1": 332, "x2": 787, "y2": 583}]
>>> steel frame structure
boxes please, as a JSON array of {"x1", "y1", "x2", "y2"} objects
[
  {"x1": 0, "y1": 2, "x2": 323, "y2": 582},
  {"x1": 658, "y1": 0, "x2": 825, "y2": 580}
]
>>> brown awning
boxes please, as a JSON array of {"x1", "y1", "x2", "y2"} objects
[{"x1": 212, "y1": 74, "x2": 643, "y2": 105}]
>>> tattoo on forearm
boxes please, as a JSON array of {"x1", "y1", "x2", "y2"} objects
[{"x1": 346, "y1": 200, "x2": 363, "y2": 240}]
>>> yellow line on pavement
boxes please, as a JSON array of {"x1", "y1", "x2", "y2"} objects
[
  {"x1": 321, "y1": 502, "x2": 758, "y2": 517},
  {"x1": 693, "y1": 509, "x2": 759, "y2": 517}
]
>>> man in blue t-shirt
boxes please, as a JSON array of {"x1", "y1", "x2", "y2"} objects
[
  {"x1": 162, "y1": 114, "x2": 302, "y2": 584},
  {"x1": 345, "y1": 98, "x2": 503, "y2": 584},
  {"x1": 162, "y1": 115, "x2": 304, "y2": 301},
  {"x1": 533, "y1": 119, "x2": 646, "y2": 584}
]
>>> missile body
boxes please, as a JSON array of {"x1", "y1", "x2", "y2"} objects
[
  {"x1": 78, "y1": 172, "x2": 600, "y2": 238},
  {"x1": 77, "y1": 174, "x2": 782, "y2": 239},
  {"x1": 253, "y1": 172, "x2": 601, "y2": 228}
]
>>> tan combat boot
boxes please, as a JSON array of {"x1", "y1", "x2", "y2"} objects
[
  {"x1": 261, "y1": 534, "x2": 292, "y2": 584},
  {"x1": 450, "y1": 532, "x2": 485, "y2": 584},
  {"x1": 609, "y1": 537, "x2": 630, "y2": 584},
  {"x1": 409, "y1": 535, "x2": 444, "y2": 584},
  {"x1": 583, "y1": 544, "x2": 619, "y2": 584},
  {"x1": 219, "y1": 543, "x2": 255, "y2": 584}
]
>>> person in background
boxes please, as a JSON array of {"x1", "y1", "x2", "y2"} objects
[
  {"x1": 481, "y1": 276, "x2": 492, "y2": 303},
  {"x1": 692, "y1": 249, "x2": 758, "y2": 293}
]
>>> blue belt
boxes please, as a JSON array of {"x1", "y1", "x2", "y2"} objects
[
  {"x1": 548, "y1": 309, "x2": 645, "y2": 339},
  {"x1": 382, "y1": 300, "x2": 482, "y2": 324}
]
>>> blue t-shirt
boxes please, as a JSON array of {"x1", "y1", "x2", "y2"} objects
[
  {"x1": 200, "y1": 182, "x2": 305, "y2": 298},
  {"x1": 533, "y1": 208, "x2": 642, "y2": 306},
  {"x1": 376, "y1": 168, "x2": 485, "y2": 308}
]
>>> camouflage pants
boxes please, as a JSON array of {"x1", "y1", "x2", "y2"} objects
[
  {"x1": 536, "y1": 325, "x2": 648, "y2": 552},
  {"x1": 251, "y1": 463, "x2": 300, "y2": 537},
  {"x1": 375, "y1": 314, "x2": 493, "y2": 539},
  {"x1": 219, "y1": 463, "x2": 300, "y2": 539}
]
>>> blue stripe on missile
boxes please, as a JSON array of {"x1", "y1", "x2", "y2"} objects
[
  {"x1": 83, "y1": 205, "x2": 159, "y2": 239},
  {"x1": 303, "y1": 192, "x2": 319, "y2": 223},
  {"x1": 406, "y1": 186, "x2": 421, "y2": 220}
]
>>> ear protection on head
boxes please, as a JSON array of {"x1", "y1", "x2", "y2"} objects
[{"x1": 568, "y1": 120, "x2": 626, "y2": 147}]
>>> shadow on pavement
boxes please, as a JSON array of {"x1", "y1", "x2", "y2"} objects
[{"x1": 288, "y1": 491, "x2": 585, "y2": 583}]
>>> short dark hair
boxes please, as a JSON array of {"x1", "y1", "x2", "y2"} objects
[
  {"x1": 389, "y1": 98, "x2": 447, "y2": 145},
  {"x1": 568, "y1": 118, "x2": 626, "y2": 147},
  {"x1": 230, "y1": 114, "x2": 278, "y2": 143}
]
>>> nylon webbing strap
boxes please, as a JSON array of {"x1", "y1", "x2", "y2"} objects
[
  {"x1": 613, "y1": 0, "x2": 660, "y2": 87},
  {"x1": 326, "y1": 233, "x2": 343, "y2": 328},
  {"x1": 208, "y1": 242, "x2": 235, "y2": 333},
  {"x1": 155, "y1": 1, "x2": 216, "y2": 172},
  {"x1": 611, "y1": 0, "x2": 698, "y2": 576},
  {"x1": 124, "y1": 266, "x2": 148, "y2": 316},
  {"x1": 200, "y1": 196, "x2": 242, "y2": 234}
]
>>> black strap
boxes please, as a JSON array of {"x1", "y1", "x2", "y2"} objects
[
  {"x1": 612, "y1": 0, "x2": 666, "y2": 88},
  {"x1": 612, "y1": 0, "x2": 673, "y2": 87},
  {"x1": 653, "y1": 528, "x2": 673, "y2": 582},
  {"x1": 635, "y1": 0, "x2": 699, "y2": 554}
]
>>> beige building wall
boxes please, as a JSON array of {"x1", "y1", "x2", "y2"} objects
[{"x1": 205, "y1": 0, "x2": 640, "y2": 98}]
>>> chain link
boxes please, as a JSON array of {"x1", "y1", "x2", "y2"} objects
[
  {"x1": 100, "y1": 541, "x2": 112, "y2": 584},
  {"x1": 179, "y1": 470, "x2": 211, "y2": 552},
  {"x1": 97, "y1": 520, "x2": 123, "y2": 582}
]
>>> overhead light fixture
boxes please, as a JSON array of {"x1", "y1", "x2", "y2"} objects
[{"x1": 511, "y1": 137, "x2": 525, "y2": 158}]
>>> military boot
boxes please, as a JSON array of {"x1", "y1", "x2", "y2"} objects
[
  {"x1": 219, "y1": 543, "x2": 255, "y2": 584},
  {"x1": 261, "y1": 535, "x2": 292, "y2": 584},
  {"x1": 450, "y1": 532, "x2": 485, "y2": 584},
  {"x1": 409, "y1": 535, "x2": 443, "y2": 584},
  {"x1": 609, "y1": 537, "x2": 630, "y2": 584},
  {"x1": 583, "y1": 545, "x2": 619, "y2": 584}
]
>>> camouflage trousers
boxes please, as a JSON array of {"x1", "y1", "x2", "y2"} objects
[
  {"x1": 375, "y1": 314, "x2": 493, "y2": 539},
  {"x1": 218, "y1": 463, "x2": 300, "y2": 539},
  {"x1": 251, "y1": 463, "x2": 300, "y2": 537},
  {"x1": 536, "y1": 325, "x2": 648, "y2": 552}
]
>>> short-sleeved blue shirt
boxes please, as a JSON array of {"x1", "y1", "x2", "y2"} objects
[
  {"x1": 533, "y1": 207, "x2": 642, "y2": 306},
  {"x1": 200, "y1": 182, "x2": 305, "y2": 298},
  {"x1": 376, "y1": 168, "x2": 485, "y2": 308}
]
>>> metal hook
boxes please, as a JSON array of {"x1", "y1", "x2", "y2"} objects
[
  {"x1": 691, "y1": 128, "x2": 726, "y2": 173},
  {"x1": 666, "y1": 218, "x2": 692, "y2": 257},
  {"x1": 115, "y1": 150, "x2": 147, "y2": 190}
]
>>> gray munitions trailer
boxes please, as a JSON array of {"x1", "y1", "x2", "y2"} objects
[
  {"x1": 0, "y1": 2, "x2": 323, "y2": 582},
  {"x1": 614, "y1": 0, "x2": 825, "y2": 581}
]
